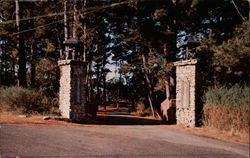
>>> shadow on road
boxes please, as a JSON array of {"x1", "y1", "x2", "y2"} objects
[
  {"x1": 94, "y1": 115, "x2": 163, "y2": 125},
  {"x1": 92, "y1": 107, "x2": 163, "y2": 125}
]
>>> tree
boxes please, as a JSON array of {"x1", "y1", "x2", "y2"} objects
[
  {"x1": 0, "y1": 0, "x2": 249, "y2": 117},
  {"x1": 197, "y1": 21, "x2": 250, "y2": 86},
  {"x1": 0, "y1": 0, "x2": 63, "y2": 88}
]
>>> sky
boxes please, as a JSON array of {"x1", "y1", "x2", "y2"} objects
[{"x1": 106, "y1": 54, "x2": 118, "y2": 81}]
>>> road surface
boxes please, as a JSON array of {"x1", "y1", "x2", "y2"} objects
[{"x1": 0, "y1": 109, "x2": 249, "y2": 158}]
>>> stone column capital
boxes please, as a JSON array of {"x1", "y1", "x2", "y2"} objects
[{"x1": 174, "y1": 59, "x2": 198, "y2": 66}]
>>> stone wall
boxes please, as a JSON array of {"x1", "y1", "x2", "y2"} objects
[
  {"x1": 174, "y1": 59, "x2": 198, "y2": 127},
  {"x1": 58, "y1": 60, "x2": 88, "y2": 122}
]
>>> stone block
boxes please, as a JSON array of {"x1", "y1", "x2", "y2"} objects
[
  {"x1": 58, "y1": 60, "x2": 93, "y2": 122},
  {"x1": 174, "y1": 59, "x2": 201, "y2": 127}
]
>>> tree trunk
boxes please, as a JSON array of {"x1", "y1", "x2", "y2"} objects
[
  {"x1": 30, "y1": 45, "x2": 36, "y2": 87},
  {"x1": 72, "y1": 0, "x2": 77, "y2": 38},
  {"x1": 89, "y1": 72, "x2": 94, "y2": 103},
  {"x1": 86, "y1": 59, "x2": 93, "y2": 103},
  {"x1": 83, "y1": 0, "x2": 87, "y2": 61},
  {"x1": 102, "y1": 57, "x2": 107, "y2": 110},
  {"x1": 96, "y1": 64, "x2": 100, "y2": 104},
  {"x1": 0, "y1": 43, "x2": 2, "y2": 86},
  {"x1": 249, "y1": 0, "x2": 250, "y2": 22},
  {"x1": 163, "y1": 43, "x2": 171, "y2": 100},
  {"x1": 11, "y1": 58, "x2": 15, "y2": 85},
  {"x1": 101, "y1": 48, "x2": 108, "y2": 110},
  {"x1": 16, "y1": 0, "x2": 27, "y2": 87},
  {"x1": 147, "y1": 94, "x2": 155, "y2": 117},
  {"x1": 165, "y1": 80, "x2": 170, "y2": 100},
  {"x1": 116, "y1": 87, "x2": 119, "y2": 109},
  {"x1": 142, "y1": 53, "x2": 155, "y2": 117},
  {"x1": 103, "y1": 73, "x2": 106, "y2": 110},
  {"x1": 64, "y1": 0, "x2": 68, "y2": 41},
  {"x1": 0, "y1": 63, "x2": 1, "y2": 86},
  {"x1": 85, "y1": 70, "x2": 89, "y2": 103}
]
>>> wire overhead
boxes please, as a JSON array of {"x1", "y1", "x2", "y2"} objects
[
  {"x1": 0, "y1": 0, "x2": 136, "y2": 25},
  {"x1": 1, "y1": 0, "x2": 139, "y2": 36},
  {"x1": 231, "y1": 0, "x2": 246, "y2": 21}
]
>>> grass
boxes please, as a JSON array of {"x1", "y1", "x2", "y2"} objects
[{"x1": 203, "y1": 84, "x2": 249, "y2": 135}]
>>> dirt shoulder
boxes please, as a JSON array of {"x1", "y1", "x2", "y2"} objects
[
  {"x1": 0, "y1": 111, "x2": 98, "y2": 127},
  {"x1": 166, "y1": 125, "x2": 249, "y2": 144},
  {"x1": 0, "y1": 111, "x2": 248, "y2": 144}
]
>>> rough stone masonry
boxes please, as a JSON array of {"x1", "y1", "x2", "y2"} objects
[
  {"x1": 58, "y1": 60, "x2": 88, "y2": 122},
  {"x1": 174, "y1": 59, "x2": 201, "y2": 127}
]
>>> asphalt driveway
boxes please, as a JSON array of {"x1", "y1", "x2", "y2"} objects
[{"x1": 0, "y1": 122, "x2": 249, "y2": 158}]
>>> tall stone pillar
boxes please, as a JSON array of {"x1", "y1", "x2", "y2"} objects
[
  {"x1": 174, "y1": 59, "x2": 201, "y2": 127},
  {"x1": 58, "y1": 60, "x2": 88, "y2": 122}
]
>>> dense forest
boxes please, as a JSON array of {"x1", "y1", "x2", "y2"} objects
[{"x1": 0, "y1": 0, "x2": 249, "y2": 115}]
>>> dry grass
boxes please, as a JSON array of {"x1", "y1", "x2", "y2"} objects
[
  {"x1": 203, "y1": 105, "x2": 249, "y2": 135},
  {"x1": 203, "y1": 84, "x2": 249, "y2": 137},
  {"x1": 168, "y1": 125, "x2": 249, "y2": 144}
]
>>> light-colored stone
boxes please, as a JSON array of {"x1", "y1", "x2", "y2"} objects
[
  {"x1": 18, "y1": 115, "x2": 27, "y2": 118},
  {"x1": 174, "y1": 59, "x2": 198, "y2": 127},
  {"x1": 42, "y1": 116, "x2": 51, "y2": 120},
  {"x1": 58, "y1": 60, "x2": 88, "y2": 122}
]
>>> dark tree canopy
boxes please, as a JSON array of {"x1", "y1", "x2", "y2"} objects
[{"x1": 0, "y1": 0, "x2": 249, "y2": 113}]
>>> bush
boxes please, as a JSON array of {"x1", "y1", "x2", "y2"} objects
[
  {"x1": 136, "y1": 101, "x2": 145, "y2": 114},
  {"x1": 0, "y1": 86, "x2": 59, "y2": 114},
  {"x1": 36, "y1": 58, "x2": 60, "y2": 98},
  {"x1": 203, "y1": 84, "x2": 249, "y2": 134}
]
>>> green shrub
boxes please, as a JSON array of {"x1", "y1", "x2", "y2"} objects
[
  {"x1": 0, "y1": 86, "x2": 58, "y2": 114},
  {"x1": 203, "y1": 84, "x2": 249, "y2": 134}
]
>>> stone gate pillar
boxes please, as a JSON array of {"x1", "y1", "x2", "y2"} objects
[
  {"x1": 58, "y1": 38, "x2": 96, "y2": 122},
  {"x1": 174, "y1": 59, "x2": 201, "y2": 127},
  {"x1": 58, "y1": 60, "x2": 87, "y2": 122}
]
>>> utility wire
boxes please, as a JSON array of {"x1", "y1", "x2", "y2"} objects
[
  {"x1": 10, "y1": 7, "x2": 105, "y2": 36},
  {"x1": 11, "y1": 19, "x2": 65, "y2": 36},
  {"x1": 231, "y1": 0, "x2": 246, "y2": 21},
  {"x1": 3, "y1": 0, "x2": 246, "y2": 36},
  {"x1": 0, "y1": 0, "x2": 136, "y2": 25},
  {"x1": 5, "y1": 0, "x2": 139, "y2": 36},
  {"x1": 1, "y1": 12, "x2": 65, "y2": 25}
]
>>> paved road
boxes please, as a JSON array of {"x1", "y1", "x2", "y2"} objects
[
  {"x1": 1, "y1": 122, "x2": 249, "y2": 158},
  {"x1": 1, "y1": 109, "x2": 249, "y2": 158}
]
